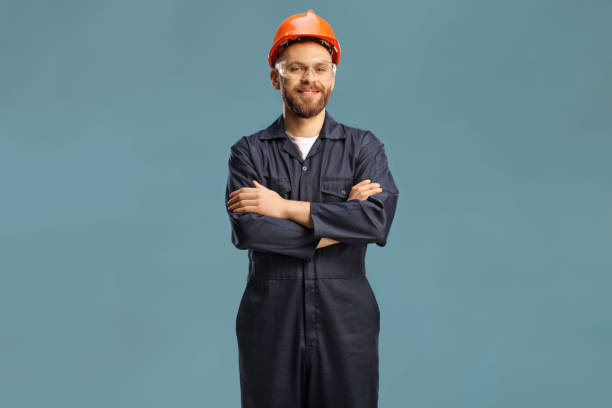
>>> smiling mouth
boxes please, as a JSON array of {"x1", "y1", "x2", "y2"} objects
[{"x1": 299, "y1": 90, "x2": 320, "y2": 96}]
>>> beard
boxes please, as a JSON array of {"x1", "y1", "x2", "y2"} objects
[{"x1": 281, "y1": 82, "x2": 332, "y2": 118}]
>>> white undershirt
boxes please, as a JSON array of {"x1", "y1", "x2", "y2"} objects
[{"x1": 285, "y1": 131, "x2": 320, "y2": 160}]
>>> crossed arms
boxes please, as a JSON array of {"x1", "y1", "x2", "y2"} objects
[{"x1": 225, "y1": 133, "x2": 399, "y2": 261}]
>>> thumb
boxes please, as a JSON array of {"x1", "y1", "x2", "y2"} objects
[{"x1": 253, "y1": 180, "x2": 269, "y2": 189}]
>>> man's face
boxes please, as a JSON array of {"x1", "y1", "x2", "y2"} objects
[{"x1": 271, "y1": 41, "x2": 336, "y2": 118}]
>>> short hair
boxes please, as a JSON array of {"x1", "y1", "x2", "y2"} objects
[{"x1": 273, "y1": 36, "x2": 334, "y2": 67}]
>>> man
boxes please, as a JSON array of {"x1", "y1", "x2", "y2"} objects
[{"x1": 225, "y1": 9, "x2": 399, "y2": 408}]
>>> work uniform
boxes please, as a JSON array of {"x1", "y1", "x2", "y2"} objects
[{"x1": 225, "y1": 111, "x2": 399, "y2": 408}]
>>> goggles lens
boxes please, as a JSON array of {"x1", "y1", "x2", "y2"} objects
[{"x1": 275, "y1": 59, "x2": 336, "y2": 81}]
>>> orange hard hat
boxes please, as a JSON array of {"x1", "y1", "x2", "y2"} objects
[{"x1": 268, "y1": 9, "x2": 341, "y2": 68}]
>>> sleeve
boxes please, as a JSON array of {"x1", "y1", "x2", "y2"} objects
[
  {"x1": 225, "y1": 137, "x2": 319, "y2": 260},
  {"x1": 309, "y1": 131, "x2": 399, "y2": 247}
]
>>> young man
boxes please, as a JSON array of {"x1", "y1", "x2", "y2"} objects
[{"x1": 225, "y1": 9, "x2": 399, "y2": 408}]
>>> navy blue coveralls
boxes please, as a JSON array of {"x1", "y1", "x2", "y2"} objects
[{"x1": 225, "y1": 111, "x2": 399, "y2": 408}]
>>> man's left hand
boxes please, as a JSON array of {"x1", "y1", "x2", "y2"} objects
[{"x1": 227, "y1": 180, "x2": 288, "y2": 219}]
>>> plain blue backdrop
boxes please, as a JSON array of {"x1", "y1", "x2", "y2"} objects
[{"x1": 1, "y1": 0, "x2": 611, "y2": 407}]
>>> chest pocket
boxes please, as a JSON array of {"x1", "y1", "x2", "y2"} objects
[
  {"x1": 321, "y1": 177, "x2": 353, "y2": 202},
  {"x1": 268, "y1": 177, "x2": 292, "y2": 199}
]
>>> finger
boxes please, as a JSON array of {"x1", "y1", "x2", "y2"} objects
[
  {"x1": 231, "y1": 205, "x2": 258, "y2": 213},
  {"x1": 357, "y1": 183, "x2": 380, "y2": 193},
  {"x1": 353, "y1": 179, "x2": 371, "y2": 187},
  {"x1": 253, "y1": 180, "x2": 269, "y2": 189},
  {"x1": 227, "y1": 197, "x2": 259, "y2": 209},
  {"x1": 228, "y1": 200, "x2": 259, "y2": 212},
  {"x1": 229, "y1": 187, "x2": 257, "y2": 197},
  {"x1": 358, "y1": 188, "x2": 383, "y2": 199},
  {"x1": 227, "y1": 192, "x2": 259, "y2": 206},
  {"x1": 364, "y1": 188, "x2": 383, "y2": 196},
  {"x1": 361, "y1": 183, "x2": 381, "y2": 191}
]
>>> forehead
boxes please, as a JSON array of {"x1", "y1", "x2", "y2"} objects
[{"x1": 279, "y1": 41, "x2": 332, "y2": 62}]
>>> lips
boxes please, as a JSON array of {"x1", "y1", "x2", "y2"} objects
[{"x1": 299, "y1": 89, "x2": 320, "y2": 96}]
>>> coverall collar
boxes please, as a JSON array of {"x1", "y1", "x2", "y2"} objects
[{"x1": 260, "y1": 110, "x2": 345, "y2": 140}]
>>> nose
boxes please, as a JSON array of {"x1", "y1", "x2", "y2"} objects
[{"x1": 302, "y1": 67, "x2": 316, "y2": 79}]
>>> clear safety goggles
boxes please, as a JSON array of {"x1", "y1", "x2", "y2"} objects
[{"x1": 274, "y1": 58, "x2": 337, "y2": 82}]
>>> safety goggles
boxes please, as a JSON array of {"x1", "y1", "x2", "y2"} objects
[{"x1": 274, "y1": 58, "x2": 337, "y2": 81}]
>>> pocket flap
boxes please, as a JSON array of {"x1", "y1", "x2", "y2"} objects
[
  {"x1": 321, "y1": 178, "x2": 352, "y2": 199},
  {"x1": 269, "y1": 178, "x2": 292, "y2": 194}
]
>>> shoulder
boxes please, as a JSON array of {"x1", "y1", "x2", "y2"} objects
[
  {"x1": 229, "y1": 113, "x2": 283, "y2": 152},
  {"x1": 333, "y1": 118, "x2": 383, "y2": 149},
  {"x1": 230, "y1": 130, "x2": 261, "y2": 148},
  {"x1": 358, "y1": 128, "x2": 383, "y2": 149},
  {"x1": 229, "y1": 130, "x2": 267, "y2": 159},
  {"x1": 343, "y1": 124, "x2": 384, "y2": 158}
]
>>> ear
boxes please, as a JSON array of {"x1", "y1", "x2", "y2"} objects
[{"x1": 270, "y1": 69, "x2": 281, "y2": 90}]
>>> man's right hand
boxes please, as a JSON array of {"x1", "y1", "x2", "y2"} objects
[{"x1": 348, "y1": 179, "x2": 383, "y2": 201}]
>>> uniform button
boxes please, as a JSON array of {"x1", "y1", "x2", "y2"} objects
[
  {"x1": 341, "y1": 189, "x2": 346, "y2": 194},
  {"x1": 302, "y1": 166, "x2": 308, "y2": 171}
]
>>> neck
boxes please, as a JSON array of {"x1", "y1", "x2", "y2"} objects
[{"x1": 282, "y1": 107, "x2": 325, "y2": 138}]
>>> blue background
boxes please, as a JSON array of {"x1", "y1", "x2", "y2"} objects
[{"x1": 1, "y1": 0, "x2": 611, "y2": 407}]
